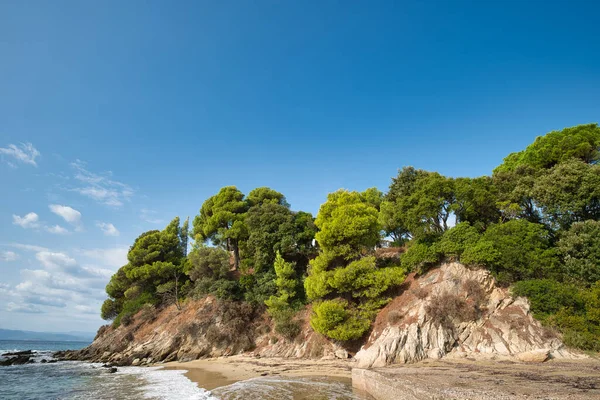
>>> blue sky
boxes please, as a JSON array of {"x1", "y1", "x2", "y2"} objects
[{"x1": 1, "y1": 0, "x2": 599, "y2": 332}]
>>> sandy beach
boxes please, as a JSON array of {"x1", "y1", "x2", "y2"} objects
[{"x1": 163, "y1": 355, "x2": 354, "y2": 390}]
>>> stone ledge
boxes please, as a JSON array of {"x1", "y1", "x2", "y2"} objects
[{"x1": 352, "y1": 359, "x2": 600, "y2": 400}]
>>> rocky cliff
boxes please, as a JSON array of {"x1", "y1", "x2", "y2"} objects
[
  {"x1": 355, "y1": 262, "x2": 579, "y2": 368},
  {"x1": 59, "y1": 262, "x2": 580, "y2": 367}
]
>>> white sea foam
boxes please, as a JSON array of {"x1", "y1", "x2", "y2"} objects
[{"x1": 118, "y1": 366, "x2": 217, "y2": 400}]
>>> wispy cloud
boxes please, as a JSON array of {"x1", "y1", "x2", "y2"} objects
[
  {"x1": 96, "y1": 222, "x2": 120, "y2": 236},
  {"x1": 6, "y1": 302, "x2": 43, "y2": 314},
  {"x1": 79, "y1": 246, "x2": 128, "y2": 269},
  {"x1": 1, "y1": 251, "x2": 19, "y2": 262},
  {"x1": 0, "y1": 143, "x2": 40, "y2": 167},
  {"x1": 140, "y1": 208, "x2": 164, "y2": 224},
  {"x1": 13, "y1": 212, "x2": 40, "y2": 229},
  {"x1": 46, "y1": 225, "x2": 69, "y2": 235},
  {"x1": 70, "y1": 160, "x2": 133, "y2": 207},
  {"x1": 6, "y1": 243, "x2": 49, "y2": 252}
]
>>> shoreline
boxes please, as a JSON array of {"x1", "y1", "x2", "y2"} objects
[{"x1": 162, "y1": 355, "x2": 354, "y2": 390}]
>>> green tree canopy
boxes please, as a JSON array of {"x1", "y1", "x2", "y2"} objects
[
  {"x1": 246, "y1": 187, "x2": 289, "y2": 207},
  {"x1": 494, "y1": 123, "x2": 600, "y2": 173},
  {"x1": 533, "y1": 160, "x2": 600, "y2": 229},
  {"x1": 305, "y1": 188, "x2": 404, "y2": 341},
  {"x1": 193, "y1": 186, "x2": 248, "y2": 269},
  {"x1": 558, "y1": 220, "x2": 600, "y2": 285},
  {"x1": 453, "y1": 176, "x2": 500, "y2": 227},
  {"x1": 384, "y1": 167, "x2": 455, "y2": 240},
  {"x1": 101, "y1": 217, "x2": 189, "y2": 322},
  {"x1": 244, "y1": 203, "x2": 317, "y2": 274}
]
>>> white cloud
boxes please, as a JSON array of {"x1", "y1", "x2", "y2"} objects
[
  {"x1": 1, "y1": 251, "x2": 18, "y2": 262},
  {"x1": 96, "y1": 222, "x2": 119, "y2": 236},
  {"x1": 70, "y1": 160, "x2": 133, "y2": 207},
  {"x1": 46, "y1": 225, "x2": 69, "y2": 235},
  {"x1": 75, "y1": 305, "x2": 96, "y2": 314},
  {"x1": 79, "y1": 247, "x2": 128, "y2": 269},
  {"x1": 36, "y1": 251, "x2": 77, "y2": 269},
  {"x1": 6, "y1": 302, "x2": 43, "y2": 313},
  {"x1": 0, "y1": 143, "x2": 40, "y2": 167},
  {"x1": 24, "y1": 295, "x2": 67, "y2": 308},
  {"x1": 12, "y1": 212, "x2": 40, "y2": 229},
  {"x1": 1, "y1": 247, "x2": 115, "y2": 322},
  {"x1": 49, "y1": 204, "x2": 82, "y2": 226},
  {"x1": 7, "y1": 243, "x2": 49, "y2": 252},
  {"x1": 81, "y1": 266, "x2": 114, "y2": 279}
]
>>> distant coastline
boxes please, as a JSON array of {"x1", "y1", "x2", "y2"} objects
[{"x1": 0, "y1": 329, "x2": 94, "y2": 342}]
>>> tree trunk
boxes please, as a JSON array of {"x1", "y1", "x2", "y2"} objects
[
  {"x1": 232, "y1": 241, "x2": 240, "y2": 270},
  {"x1": 174, "y1": 274, "x2": 181, "y2": 310}
]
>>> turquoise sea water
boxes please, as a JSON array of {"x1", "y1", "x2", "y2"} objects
[{"x1": 0, "y1": 340, "x2": 369, "y2": 399}]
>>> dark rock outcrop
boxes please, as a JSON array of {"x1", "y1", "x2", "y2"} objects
[{"x1": 0, "y1": 350, "x2": 35, "y2": 366}]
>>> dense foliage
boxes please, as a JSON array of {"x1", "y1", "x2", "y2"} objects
[
  {"x1": 304, "y1": 189, "x2": 405, "y2": 341},
  {"x1": 99, "y1": 123, "x2": 600, "y2": 351}
]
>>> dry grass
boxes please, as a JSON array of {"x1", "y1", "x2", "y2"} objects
[
  {"x1": 426, "y1": 292, "x2": 478, "y2": 329},
  {"x1": 95, "y1": 325, "x2": 110, "y2": 340},
  {"x1": 463, "y1": 279, "x2": 487, "y2": 305},
  {"x1": 387, "y1": 310, "x2": 403, "y2": 325},
  {"x1": 412, "y1": 286, "x2": 429, "y2": 300},
  {"x1": 138, "y1": 304, "x2": 157, "y2": 323}
]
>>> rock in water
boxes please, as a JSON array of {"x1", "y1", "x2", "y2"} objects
[{"x1": 0, "y1": 350, "x2": 36, "y2": 366}]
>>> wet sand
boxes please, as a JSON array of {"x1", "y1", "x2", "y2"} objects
[{"x1": 163, "y1": 355, "x2": 353, "y2": 390}]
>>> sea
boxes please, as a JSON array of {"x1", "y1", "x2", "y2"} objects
[{"x1": 0, "y1": 340, "x2": 371, "y2": 399}]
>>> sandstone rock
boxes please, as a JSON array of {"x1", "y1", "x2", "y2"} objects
[
  {"x1": 131, "y1": 358, "x2": 140, "y2": 366},
  {"x1": 517, "y1": 350, "x2": 549, "y2": 363},
  {"x1": 355, "y1": 262, "x2": 578, "y2": 368},
  {"x1": 335, "y1": 349, "x2": 349, "y2": 359}
]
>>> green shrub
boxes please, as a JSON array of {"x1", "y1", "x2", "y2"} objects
[
  {"x1": 558, "y1": 220, "x2": 600, "y2": 285},
  {"x1": 400, "y1": 241, "x2": 440, "y2": 272},
  {"x1": 243, "y1": 271, "x2": 277, "y2": 306},
  {"x1": 120, "y1": 312, "x2": 134, "y2": 327},
  {"x1": 512, "y1": 280, "x2": 584, "y2": 318},
  {"x1": 437, "y1": 222, "x2": 482, "y2": 259},
  {"x1": 462, "y1": 220, "x2": 558, "y2": 284},
  {"x1": 113, "y1": 291, "x2": 158, "y2": 328},
  {"x1": 310, "y1": 299, "x2": 371, "y2": 341},
  {"x1": 512, "y1": 280, "x2": 600, "y2": 351}
]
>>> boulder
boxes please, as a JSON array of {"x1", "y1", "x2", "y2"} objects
[
  {"x1": 517, "y1": 350, "x2": 550, "y2": 363},
  {"x1": 335, "y1": 349, "x2": 349, "y2": 359},
  {"x1": 0, "y1": 354, "x2": 34, "y2": 366}
]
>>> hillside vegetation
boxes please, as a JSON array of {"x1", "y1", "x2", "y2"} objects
[{"x1": 100, "y1": 123, "x2": 600, "y2": 351}]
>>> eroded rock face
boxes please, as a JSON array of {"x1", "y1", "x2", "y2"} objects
[
  {"x1": 61, "y1": 262, "x2": 580, "y2": 368},
  {"x1": 355, "y1": 262, "x2": 580, "y2": 368},
  {"x1": 56, "y1": 296, "x2": 345, "y2": 365}
]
